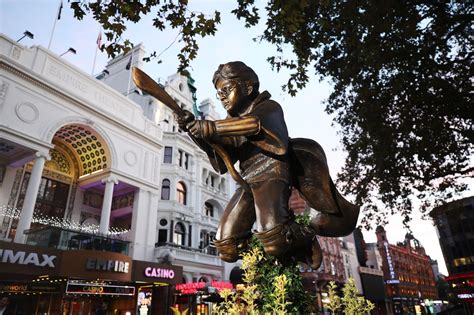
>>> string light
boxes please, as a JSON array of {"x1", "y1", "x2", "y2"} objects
[{"x1": 0, "y1": 205, "x2": 129, "y2": 235}]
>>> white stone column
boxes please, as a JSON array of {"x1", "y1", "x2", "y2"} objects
[
  {"x1": 202, "y1": 168, "x2": 209, "y2": 185},
  {"x1": 99, "y1": 177, "x2": 118, "y2": 234},
  {"x1": 14, "y1": 152, "x2": 49, "y2": 243},
  {"x1": 130, "y1": 188, "x2": 145, "y2": 256},
  {"x1": 145, "y1": 192, "x2": 159, "y2": 260},
  {"x1": 70, "y1": 188, "x2": 85, "y2": 223}
]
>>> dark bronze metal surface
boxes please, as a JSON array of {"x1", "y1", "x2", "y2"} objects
[{"x1": 132, "y1": 63, "x2": 359, "y2": 268}]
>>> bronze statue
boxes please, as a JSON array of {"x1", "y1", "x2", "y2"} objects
[{"x1": 132, "y1": 62, "x2": 359, "y2": 269}]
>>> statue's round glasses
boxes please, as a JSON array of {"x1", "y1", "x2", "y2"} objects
[{"x1": 216, "y1": 82, "x2": 239, "y2": 99}]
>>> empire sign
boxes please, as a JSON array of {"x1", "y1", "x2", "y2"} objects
[{"x1": 0, "y1": 249, "x2": 56, "y2": 267}]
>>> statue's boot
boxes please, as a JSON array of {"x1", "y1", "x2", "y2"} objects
[
  {"x1": 213, "y1": 231, "x2": 251, "y2": 262},
  {"x1": 255, "y1": 222, "x2": 323, "y2": 269}
]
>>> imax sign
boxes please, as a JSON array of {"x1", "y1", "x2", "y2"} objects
[{"x1": 0, "y1": 249, "x2": 56, "y2": 268}]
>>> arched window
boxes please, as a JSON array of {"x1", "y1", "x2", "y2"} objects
[
  {"x1": 173, "y1": 222, "x2": 185, "y2": 246},
  {"x1": 161, "y1": 179, "x2": 170, "y2": 200},
  {"x1": 198, "y1": 276, "x2": 209, "y2": 283},
  {"x1": 204, "y1": 202, "x2": 214, "y2": 217},
  {"x1": 177, "y1": 182, "x2": 187, "y2": 205}
]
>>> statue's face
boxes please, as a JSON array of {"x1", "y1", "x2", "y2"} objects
[{"x1": 215, "y1": 79, "x2": 250, "y2": 116}]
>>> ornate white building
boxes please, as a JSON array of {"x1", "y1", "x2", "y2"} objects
[
  {"x1": 0, "y1": 34, "x2": 236, "y2": 287},
  {"x1": 98, "y1": 43, "x2": 237, "y2": 283}
]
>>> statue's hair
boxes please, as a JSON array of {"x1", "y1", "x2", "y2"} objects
[{"x1": 212, "y1": 61, "x2": 260, "y2": 92}]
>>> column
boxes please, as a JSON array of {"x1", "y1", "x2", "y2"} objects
[
  {"x1": 99, "y1": 177, "x2": 118, "y2": 234},
  {"x1": 14, "y1": 152, "x2": 49, "y2": 243},
  {"x1": 202, "y1": 168, "x2": 209, "y2": 185},
  {"x1": 216, "y1": 177, "x2": 222, "y2": 192},
  {"x1": 130, "y1": 189, "x2": 155, "y2": 260}
]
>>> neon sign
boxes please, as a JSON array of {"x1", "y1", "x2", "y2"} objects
[
  {"x1": 211, "y1": 281, "x2": 233, "y2": 290},
  {"x1": 175, "y1": 281, "x2": 233, "y2": 294},
  {"x1": 66, "y1": 282, "x2": 135, "y2": 296},
  {"x1": 384, "y1": 242, "x2": 397, "y2": 281},
  {"x1": 144, "y1": 267, "x2": 175, "y2": 279}
]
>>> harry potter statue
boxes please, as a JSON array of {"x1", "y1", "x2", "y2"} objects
[{"x1": 133, "y1": 61, "x2": 359, "y2": 269}]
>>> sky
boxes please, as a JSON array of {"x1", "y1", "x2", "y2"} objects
[{"x1": 2, "y1": 0, "x2": 471, "y2": 275}]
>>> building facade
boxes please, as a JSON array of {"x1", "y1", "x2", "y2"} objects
[
  {"x1": 288, "y1": 189, "x2": 346, "y2": 312},
  {"x1": 0, "y1": 35, "x2": 234, "y2": 314},
  {"x1": 376, "y1": 226, "x2": 438, "y2": 314},
  {"x1": 340, "y1": 234, "x2": 363, "y2": 293},
  {"x1": 430, "y1": 196, "x2": 474, "y2": 312},
  {"x1": 98, "y1": 44, "x2": 237, "y2": 287}
]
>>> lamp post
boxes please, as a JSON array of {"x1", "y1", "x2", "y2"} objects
[
  {"x1": 60, "y1": 47, "x2": 77, "y2": 57},
  {"x1": 17, "y1": 30, "x2": 34, "y2": 42}
]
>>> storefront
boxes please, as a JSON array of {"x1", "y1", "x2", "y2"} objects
[
  {"x1": 173, "y1": 281, "x2": 233, "y2": 315},
  {"x1": 0, "y1": 241, "x2": 182, "y2": 315},
  {"x1": 132, "y1": 260, "x2": 182, "y2": 315},
  {"x1": 59, "y1": 249, "x2": 135, "y2": 314},
  {"x1": 0, "y1": 241, "x2": 63, "y2": 313}
]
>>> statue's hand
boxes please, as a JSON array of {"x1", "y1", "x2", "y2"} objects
[
  {"x1": 187, "y1": 120, "x2": 216, "y2": 139},
  {"x1": 176, "y1": 110, "x2": 195, "y2": 131}
]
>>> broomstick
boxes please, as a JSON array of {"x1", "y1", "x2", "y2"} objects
[{"x1": 132, "y1": 67, "x2": 250, "y2": 191}]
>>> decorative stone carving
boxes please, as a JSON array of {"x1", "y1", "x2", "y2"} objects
[
  {"x1": 11, "y1": 46, "x2": 21, "y2": 60},
  {"x1": 124, "y1": 150, "x2": 137, "y2": 166},
  {"x1": 15, "y1": 102, "x2": 39, "y2": 123},
  {"x1": 0, "y1": 80, "x2": 9, "y2": 106}
]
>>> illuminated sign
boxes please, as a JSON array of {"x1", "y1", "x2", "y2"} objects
[
  {"x1": 144, "y1": 267, "x2": 175, "y2": 279},
  {"x1": 175, "y1": 281, "x2": 233, "y2": 295},
  {"x1": 384, "y1": 242, "x2": 397, "y2": 281},
  {"x1": 211, "y1": 281, "x2": 233, "y2": 290},
  {"x1": 0, "y1": 249, "x2": 56, "y2": 267},
  {"x1": 458, "y1": 293, "x2": 474, "y2": 299},
  {"x1": 0, "y1": 282, "x2": 61, "y2": 293},
  {"x1": 66, "y1": 282, "x2": 135, "y2": 296},
  {"x1": 176, "y1": 282, "x2": 206, "y2": 294},
  {"x1": 386, "y1": 280, "x2": 400, "y2": 284},
  {"x1": 86, "y1": 258, "x2": 129, "y2": 273}
]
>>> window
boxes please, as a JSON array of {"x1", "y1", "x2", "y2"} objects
[
  {"x1": 330, "y1": 261, "x2": 336, "y2": 276},
  {"x1": 173, "y1": 222, "x2": 185, "y2": 246},
  {"x1": 200, "y1": 230, "x2": 210, "y2": 249},
  {"x1": 9, "y1": 173, "x2": 70, "y2": 239},
  {"x1": 164, "y1": 146, "x2": 172, "y2": 164},
  {"x1": 204, "y1": 202, "x2": 214, "y2": 217},
  {"x1": 178, "y1": 150, "x2": 189, "y2": 169},
  {"x1": 161, "y1": 179, "x2": 170, "y2": 200},
  {"x1": 198, "y1": 276, "x2": 208, "y2": 283},
  {"x1": 177, "y1": 182, "x2": 187, "y2": 205},
  {"x1": 205, "y1": 174, "x2": 215, "y2": 187},
  {"x1": 210, "y1": 176, "x2": 215, "y2": 187},
  {"x1": 184, "y1": 153, "x2": 189, "y2": 169},
  {"x1": 200, "y1": 230, "x2": 217, "y2": 255},
  {"x1": 158, "y1": 229, "x2": 167, "y2": 244}
]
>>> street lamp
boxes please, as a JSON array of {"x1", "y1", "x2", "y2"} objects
[
  {"x1": 60, "y1": 47, "x2": 77, "y2": 57},
  {"x1": 17, "y1": 30, "x2": 34, "y2": 42}
]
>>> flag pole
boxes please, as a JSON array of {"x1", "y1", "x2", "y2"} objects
[
  {"x1": 48, "y1": 0, "x2": 63, "y2": 50},
  {"x1": 92, "y1": 45, "x2": 98, "y2": 76},
  {"x1": 92, "y1": 31, "x2": 102, "y2": 75},
  {"x1": 126, "y1": 49, "x2": 134, "y2": 97}
]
